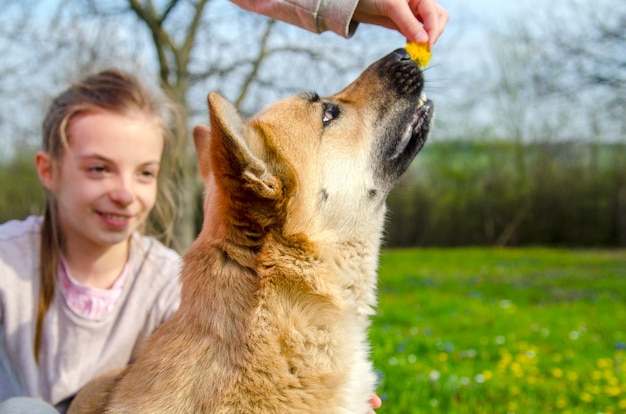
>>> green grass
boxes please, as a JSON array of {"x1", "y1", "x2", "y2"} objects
[{"x1": 370, "y1": 248, "x2": 626, "y2": 413}]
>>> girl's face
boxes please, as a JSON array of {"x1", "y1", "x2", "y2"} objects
[{"x1": 38, "y1": 110, "x2": 164, "y2": 252}]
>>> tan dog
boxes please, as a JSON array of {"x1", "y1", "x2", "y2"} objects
[{"x1": 68, "y1": 48, "x2": 433, "y2": 414}]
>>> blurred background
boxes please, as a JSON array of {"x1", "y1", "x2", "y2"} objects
[{"x1": 0, "y1": 0, "x2": 624, "y2": 251}]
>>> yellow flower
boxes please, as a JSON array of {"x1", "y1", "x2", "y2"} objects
[
  {"x1": 556, "y1": 396, "x2": 568, "y2": 409},
  {"x1": 580, "y1": 392, "x2": 593, "y2": 403},
  {"x1": 405, "y1": 42, "x2": 431, "y2": 67},
  {"x1": 551, "y1": 368, "x2": 564, "y2": 378},
  {"x1": 605, "y1": 385, "x2": 621, "y2": 397}
]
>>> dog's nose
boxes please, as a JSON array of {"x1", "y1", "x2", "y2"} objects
[{"x1": 392, "y1": 48, "x2": 412, "y2": 62}]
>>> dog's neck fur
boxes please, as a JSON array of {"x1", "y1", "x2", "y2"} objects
[{"x1": 179, "y1": 181, "x2": 382, "y2": 339}]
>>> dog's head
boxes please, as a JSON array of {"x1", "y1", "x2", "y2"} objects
[{"x1": 194, "y1": 49, "x2": 433, "y2": 245}]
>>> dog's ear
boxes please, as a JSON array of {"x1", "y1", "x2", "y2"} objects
[
  {"x1": 192, "y1": 124, "x2": 212, "y2": 181},
  {"x1": 206, "y1": 92, "x2": 282, "y2": 201}
]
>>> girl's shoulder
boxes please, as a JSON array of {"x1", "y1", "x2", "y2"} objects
[
  {"x1": 0, "y1": 215, "x2": 42, "y2": 242},
  {"x1": 0, "y1": 216, "x2": 42, "y2": 284}
]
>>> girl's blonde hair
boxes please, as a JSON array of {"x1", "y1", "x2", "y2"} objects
[{"x1": 35, "y1": 69, "x2": 180, "y2": 362}]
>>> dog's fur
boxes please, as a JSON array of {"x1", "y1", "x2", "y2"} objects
[{"x1": 68, "y1": 49, "x2": 433, "y2": 414}]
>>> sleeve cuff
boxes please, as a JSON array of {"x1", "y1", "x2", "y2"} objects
[{"x1": 316, "y1": 0, "x2": 360, "y2": 38}]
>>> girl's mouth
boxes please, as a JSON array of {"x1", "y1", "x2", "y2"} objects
[{"x1": 98, "y1": 212, "x2": 132, "y2": 228}]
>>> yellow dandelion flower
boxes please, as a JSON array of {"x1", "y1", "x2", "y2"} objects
[
  {"x1": 405, "y1": 42, "x2": 431, "y2": 67},
  {"x1": 618, "y1": 399, "x2": 626, "y2": 409},
  {"x1": 580, "y1": 392, "x2": 593, "y2": 403},
  {"x1": 551, "y1": 368, "x2": 564, "y2": 378},
  {"x1": 605, "y1": 385, "x2": 621, "y2": 397},
  {"x1": 556, "y1": 396, "x2": 568, "y2": 409},
  {"x1": 510, "y1": 362, "x2": 523, "y2": 377}
]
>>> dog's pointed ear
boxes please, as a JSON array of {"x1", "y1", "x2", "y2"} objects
[
  {"x1": 193, "y1": 124, "x2": 212, "y2": 181},
  {"x1": 206, "y1": 92, "x2": 281, "y2": 200}
]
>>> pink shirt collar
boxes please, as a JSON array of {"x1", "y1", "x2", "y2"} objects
[{"x1": 58, "y1": 256, "x2": 129, "y2": 320}]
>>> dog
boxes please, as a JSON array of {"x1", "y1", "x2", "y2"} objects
[{"x1": 68, "y1": 48, "x2": 433, "y2": 414}]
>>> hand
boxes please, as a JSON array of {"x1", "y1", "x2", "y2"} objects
[
  {"x1": 369, "y1": 393, "x2": 382, "y2": 413},
  {"x1": 353, "y1": 0, "x2": 449, "y2": 45}
]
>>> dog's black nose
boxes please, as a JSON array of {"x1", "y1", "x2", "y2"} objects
[{"x1": 392, "y1": 48, "x2": 412, "y2": 62}]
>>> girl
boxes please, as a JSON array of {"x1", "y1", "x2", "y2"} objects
[{"x1": 0, "y1": 70, "x2": 182, "y2": 413}]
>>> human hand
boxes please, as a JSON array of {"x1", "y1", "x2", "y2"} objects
[
  {"x1": 353, "y1": 0, "x2": 449, "y2": 46},
  {"x1": 369, "y1": 393, "x2": 382, "y2": 413}
]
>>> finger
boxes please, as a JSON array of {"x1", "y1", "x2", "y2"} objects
[
  {"x1": 408, "y1": 0, "x2": 442, "y2": 46},
  {"x1": 426, "y1": 4, "x2": 449, "y2": 45},
  {"x1": 351, "y1": 12, "x2": 400, "y2": 32},
  {"x1": 386, "y1": 1, "x2": 430, "y2": 42},
  {"x1": 371, "y1": 393, "x2": 383, "y2": 409}
]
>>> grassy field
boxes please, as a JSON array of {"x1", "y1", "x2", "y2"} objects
[{"x1": 370, "y1": 248, "x2": 626, "y2": 413}]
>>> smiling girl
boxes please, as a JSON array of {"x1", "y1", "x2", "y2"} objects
[{"x1": 0, "y1": 70, "x2": 182, "y2": 413}]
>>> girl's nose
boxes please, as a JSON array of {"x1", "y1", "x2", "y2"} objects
[{"x1": 109, "y1": 177, "x2": 134, "y2": 205}]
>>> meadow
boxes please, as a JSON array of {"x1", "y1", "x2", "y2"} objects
[{"x1": 370, "y1": 248, "x2": 626, "y2": 413}]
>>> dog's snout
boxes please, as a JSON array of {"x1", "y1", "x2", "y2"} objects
[{"x1": 377, "y1": 49, "x2": 423, "y2": 97}]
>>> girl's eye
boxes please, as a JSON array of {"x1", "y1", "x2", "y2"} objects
[
  {"x1": 87, "y1": 165, "x2": 107, "y2": 175},
  {"x1": 139, "y1": 169, "x2": 158, "y2": 182},
  {"x1": 322, "y1": 103, "x2": 340, "y2": 126}
]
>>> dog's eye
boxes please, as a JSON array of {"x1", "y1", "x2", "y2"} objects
[{"x1": 322, "y1": 103, "x2": 339, "y2": 126}]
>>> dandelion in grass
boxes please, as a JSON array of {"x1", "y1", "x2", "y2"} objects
[
  {"x1": 605, "y1": 385, "x2": 621, "y2": 397},
  {"x1": 556, "y1": 396, "x2": 569, "y2": 410},
  {"x1": 597, "y1": 357, "x2": 612, "y2": 369},
  {"x1": 580, "y1": 391, "x2": 593, "y2": 403},
  {"x1": 551, "y1": 367, "x2": 564, "y2": 378},
  {"x1": 510, "y1": 361, "x2": 523, "y2": 378}
]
